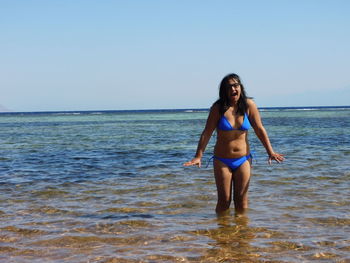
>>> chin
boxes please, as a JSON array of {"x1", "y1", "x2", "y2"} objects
[{"x1": 231, "y1": 96, "x2": 239, "y2": 102}]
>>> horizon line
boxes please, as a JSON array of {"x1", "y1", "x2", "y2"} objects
[{"x1": 1, "y1": 105, "x2": 350, "y2": 114}]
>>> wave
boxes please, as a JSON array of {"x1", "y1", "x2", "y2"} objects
[{"x1": 259, "y1": 106, "x2": 350, "y2": 112}]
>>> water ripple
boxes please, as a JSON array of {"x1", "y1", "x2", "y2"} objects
[{"x1": 0, "y1": 109, "x2": 349, "y2": 262}]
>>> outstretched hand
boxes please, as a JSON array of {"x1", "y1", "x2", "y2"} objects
[
  {"x1": 183, "y1": 157, "x2": 202, "y2": 168},
  {"x1": 268, "y1": 152, "x2": 285, "y2": 164}
]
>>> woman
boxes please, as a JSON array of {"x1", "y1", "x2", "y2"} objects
[{"x1": 184, "y1": 73, "x2": 284, "y2": 214}]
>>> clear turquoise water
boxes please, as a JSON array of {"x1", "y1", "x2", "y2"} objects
[{"x1": 0, "y1": 108, "x2": 349, "y2": 262}]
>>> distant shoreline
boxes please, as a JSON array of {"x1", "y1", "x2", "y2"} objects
[{"x1": 1, "y1": 105, "x2": 350, "y2": 115}]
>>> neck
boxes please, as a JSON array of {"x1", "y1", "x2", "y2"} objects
[{"x1": 229, "y1": 102, "x2": 238, "y2": 109}]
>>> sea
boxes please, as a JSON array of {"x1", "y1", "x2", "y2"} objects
[{"x1": 0, "y1": 106, "x2": 349, "y2": 263}]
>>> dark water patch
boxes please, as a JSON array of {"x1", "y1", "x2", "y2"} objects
[
  {"x1": 281, "y1": 204, "x2": 326, "y2": 211},
  {"x1": 98, "y1": 210, "x2": 154, "y2": 220},
  {"x1": 338, "y1": 245, "x2": 350, "y2": 252},
  {"x1": 31, "y1": 188, "x2": 70, "y2": 198},
  {"x1": 306, "y1": 217, "x2": 350, "y2": 227},
  {"x1": 22, "y1": 206, "x2": 81, "y2": 217},
  {"x1": 98, "y1": 207, "x2": 148, "y2": 214},
  {"x1": 0, "y1": 246, "x2": 18, "y2": 253},
  {"x1": 31, "y1": 235, "x2": 124, "y2": 247},
  {"x1": 0, "y1": 226, "x2": 49, "y2": 236},
  {"x1": 100, "y1": 214, "x2": 132, "y2": 220}
]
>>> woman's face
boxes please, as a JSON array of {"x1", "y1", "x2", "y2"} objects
[{"x1": 226, "y1": 78, "x2": 241, "y2": 104}]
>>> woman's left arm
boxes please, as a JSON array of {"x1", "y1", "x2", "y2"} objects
[{"x1": 247, "y1": 99, "x2": 285, "y2": 164}]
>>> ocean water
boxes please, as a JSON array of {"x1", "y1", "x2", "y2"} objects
[{"x1": 0, "y1": 107, "x2": 349, "y2": 262}]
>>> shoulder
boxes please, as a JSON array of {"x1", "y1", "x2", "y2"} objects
[
  {"x1": 246, "y1": 99, "x2": 258, "y2": 115},
  {"x1": 206, "y1": 103, "x2": 221, "y2": 123},
  {"x1": 246, "y1": 98, "x2": 256, "y2": 107},
  {"x1": 210, "y1": 102, "x2": 220, "y2": 114}
]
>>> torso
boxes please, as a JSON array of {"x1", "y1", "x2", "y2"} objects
[{"x1": 214, "y1": 107, "x2": 251, "y2": 158}]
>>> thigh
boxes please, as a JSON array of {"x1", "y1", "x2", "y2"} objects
[
  {"x1": 214, "y1": 158, "x2": 233, "y2": 199},
  {"x1": 233, "y1": 158, "x2": 251, "y2": 195}
]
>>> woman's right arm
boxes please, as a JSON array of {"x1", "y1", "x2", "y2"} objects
[{"x1": 183, "y1": 105, "x2": 219, "y2": 167}]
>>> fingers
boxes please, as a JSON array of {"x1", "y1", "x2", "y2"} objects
[
  {"x1": 275, "y1": 154, "x2": 285, "y2": 163},
  {"x1": 268, "y1": 153, "x2": 285, "y2": 164},
  {"x1": 183, "y1": 161, "x2": 191, "y2": 166},
  {"x1": 183, "y1": 160, "x2": 201, "y2": 167}
]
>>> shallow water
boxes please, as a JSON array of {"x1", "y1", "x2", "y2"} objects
[{"x1": 0, "y1": 108, "x2": 349, "y2": 262}]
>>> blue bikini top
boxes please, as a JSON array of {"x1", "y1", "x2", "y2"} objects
[{"x1": 218, "y1": 113, "x2": 251, "y2": 131}]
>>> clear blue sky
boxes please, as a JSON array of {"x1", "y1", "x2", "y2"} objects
[{"x1": 1, "y1": 0, "x2": 349, "y2": 111}]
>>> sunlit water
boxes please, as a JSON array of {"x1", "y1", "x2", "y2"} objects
[{"x1": 0, "y1": 108, "x2": 349, "y2": 262}]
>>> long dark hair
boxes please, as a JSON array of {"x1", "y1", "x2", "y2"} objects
[{"x1": 214, "y1": 73, "x2": 249, "y2": 116}]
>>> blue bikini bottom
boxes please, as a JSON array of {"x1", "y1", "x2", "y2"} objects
[{"x1": 213, "y1": 153, "x2": 252, "y2": 171}]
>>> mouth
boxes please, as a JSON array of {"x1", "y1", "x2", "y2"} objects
[{"x1": 231, "y1": 92, "x2": 238, "y2": 97}]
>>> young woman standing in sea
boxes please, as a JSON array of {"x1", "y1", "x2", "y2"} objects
[{"x1": 184, "y1": 73, "x2": 284, "y2": 214}]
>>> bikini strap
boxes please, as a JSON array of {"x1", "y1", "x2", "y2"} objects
[
  {"x1": 205, "y1": 156, "x2": 214, "y2": 168},
  {"x1": 250, "y1": 150, "x2": 257, "y2": 165}
]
